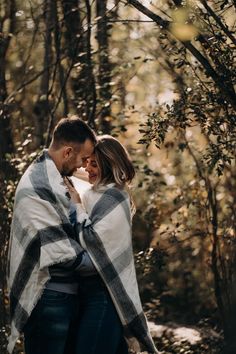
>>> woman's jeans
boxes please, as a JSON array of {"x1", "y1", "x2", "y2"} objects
[
  {"x1": 23, "y1": 289, "x2": 79, "y2": 354},
  {"x1": 75, "y1": 275, "x2": 129, "y2": 354}
]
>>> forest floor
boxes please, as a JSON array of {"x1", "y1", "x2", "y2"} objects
[
  {"x1": 144, "y1": 299, "x2": 225, "y2": 353},
  {"x1": 149, "y1": 320, "x2": 223, "y2": 353}
]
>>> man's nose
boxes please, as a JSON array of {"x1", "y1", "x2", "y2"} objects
[
  {"x1": 77, "y1": 159, "x2": 83, "y2": 168},
  {"x1": 81, "y1": 160, "x2": 87, "y2": 168}
]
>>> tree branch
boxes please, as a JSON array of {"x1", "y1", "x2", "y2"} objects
[
  {"x1": 127, "y1": 0, "x2": 236, "y2": 110},
  {"x1": 200, "y1": 0, "x2": 236, "y2": 46}
]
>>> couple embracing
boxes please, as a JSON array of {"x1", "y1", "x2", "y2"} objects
[{"x1": 7, "y1": 116, "x2": 159, "y2": 354}]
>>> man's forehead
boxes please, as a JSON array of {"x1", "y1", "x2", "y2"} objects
[
  {"x1": 81, "y1": 154, "x2": 91, "y2": 160},
  {"x1": 73, "y1": 139, "x2": 94, "y2": 152}
]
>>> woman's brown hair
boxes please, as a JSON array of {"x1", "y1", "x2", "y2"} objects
[{"x1": 93, "y1": 135, "x2": 135, "y2": 189}]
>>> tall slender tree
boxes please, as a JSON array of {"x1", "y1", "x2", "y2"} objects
[
  {"x1": 32, "y1": 0, "x2": 53, "y2": 148},
  {"x1": 96, "y1": 0, "x2": 112, "y2": 133},
  {"x1": 0, "y1": 0, "x2": 16, "y2": 346},
  {"x1": 62, "y1": 0, "x2": 97, "y2": 127}
]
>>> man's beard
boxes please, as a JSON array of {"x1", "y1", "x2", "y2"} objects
[{"x1": 61, "y1": 163, "x2": 75, "y2": 177}]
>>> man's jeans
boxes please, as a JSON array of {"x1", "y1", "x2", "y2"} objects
[
  {"x1": 75, "y1": 275, "x2": 129, "y2": 354},
  {"x1": 23, "y1": 289, "x2": 79, "y2": 354}
]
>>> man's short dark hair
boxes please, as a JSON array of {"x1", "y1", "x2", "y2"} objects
[{"x1": 51, "y1": 116, "x2": 96, "y2": 148}]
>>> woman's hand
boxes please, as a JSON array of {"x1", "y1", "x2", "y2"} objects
[{"x1": 64, "y1": 177, "x2": 82, "y2": 204}]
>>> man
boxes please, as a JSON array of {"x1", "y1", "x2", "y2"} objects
[{"x1": 7, "y1": 117, "x2": 96, "y2": 354}]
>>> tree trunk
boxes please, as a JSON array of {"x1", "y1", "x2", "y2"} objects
[
  {"x1": 62, "y1": 0, "x2": 97, "y2": 128},
  {"x1": 32, "y1": 0, "x2": 53, "y2": 148},
  {"x1": 0, "y1": 0, "x2": 16, "y2": 349},
  {"x1": 96, "y1": 0, "x2": 112, "y2": 133}
]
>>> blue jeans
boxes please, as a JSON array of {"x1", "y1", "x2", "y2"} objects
[
  {"x1": 75, "y1": 275, "x2": 129, "y2": 354},
  {"x1": 23, "y1": 289, "x2": 79, "y2": 354}
]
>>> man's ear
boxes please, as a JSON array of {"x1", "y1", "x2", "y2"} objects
[{"x1": 62, "y1": 146, "x2": 73, "y2": 159}]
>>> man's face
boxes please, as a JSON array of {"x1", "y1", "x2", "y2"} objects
[{"x1": 61, "y1": 139, "x2": 94, "y2": 176}]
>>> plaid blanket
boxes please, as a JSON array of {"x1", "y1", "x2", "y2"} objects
[
  {"x1": 7, "y1": 150, "x2": 83, "y2": 353},
  {"x1": 76, "y1": 185, "x2": 158, "y2": 353}
]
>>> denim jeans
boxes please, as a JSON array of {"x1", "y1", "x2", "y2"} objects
[
  {"x1": 75, "y1": 275, "x2": 129, "y2": 354},
  {"x1": 23, "y1": 289, "x2": 79, "y2": 354}
]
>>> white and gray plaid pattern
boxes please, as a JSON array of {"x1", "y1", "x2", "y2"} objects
[
  {"x1": 7, "y1": 151, "x2": 82, "y2": 353},
  {"x1": 77, "y1": 186, "x2": 158, "y2": 353}
]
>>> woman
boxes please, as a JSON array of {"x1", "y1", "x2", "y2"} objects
[{"x1": 65, "y1": 135, "x2": 158, "y2": 354}]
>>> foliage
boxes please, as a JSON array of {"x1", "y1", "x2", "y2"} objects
[{"x1": 135, "y1": 0, "x2": 236, "y2": 340}]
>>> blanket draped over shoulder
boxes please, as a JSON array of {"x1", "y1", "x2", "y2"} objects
[
  {"x1": 7, "y1": 150, "x2": 82, "y2": 353},
  {"x1": 76, "y1": 185, "x2": 158, "y2": 354}
]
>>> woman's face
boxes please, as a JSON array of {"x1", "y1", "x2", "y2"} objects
[{"x1": 85, "y1": 154, "x2": 99, "y2": 184}]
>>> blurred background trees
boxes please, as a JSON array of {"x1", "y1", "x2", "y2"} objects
[{"x1": 0, "y1": 0, "x2": 235, "y2": 352}]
